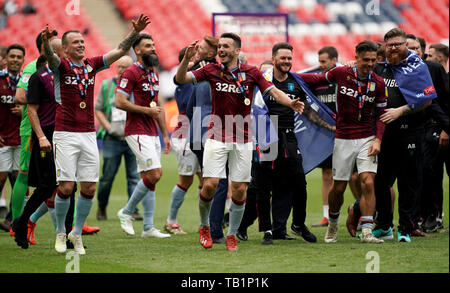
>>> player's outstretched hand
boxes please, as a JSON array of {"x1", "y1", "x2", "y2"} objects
[
  {"x1": 41, "y1": 24, "x2": 56, "y2": 42},
  {"x1": 185, "y1": 40, "x2": 199, "y2": 61},
  {"x1": 132, "y1": 14, "x2": 151, "y2": 32},
  {"x1": 290, "y1": 98, "x2": 305, "y2": 114}
]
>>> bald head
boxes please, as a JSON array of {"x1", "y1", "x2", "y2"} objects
[
  {"x1": 116, "y1": 55, "x2": 133, "y2": 78},
  {"x1": 50, "y1": 38, "x2": 65, "y2": 58},
  {"x1": 238, "y1": 51, "x2": 248, "y2": 64}
]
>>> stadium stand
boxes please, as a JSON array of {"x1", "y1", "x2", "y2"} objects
[
  {"x1": 0, "y1": 0, "x2": 116, "y2": 99},
  {"x1": 111, "y1": 0, "x2": 448, "y2": 70},
  {"x1": 112, "y1": 0, "x2": 212, "y2": 70},
  {"x1": 0, "y1": 0, "x2": 111, "y2": 65},
  {"x1": 1, "y1": 0, "x2": 448, "y2": 77}
]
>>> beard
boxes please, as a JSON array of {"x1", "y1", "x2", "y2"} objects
[
  {"x1": 142, "y1": 53, "x2": 159, "y2": 67},
  {"x1": 275, "y1": 62, "x2": 291, "y2": 74},
  {"x1": 386, "y1": 48, "x2": 407, "y2": 65}
]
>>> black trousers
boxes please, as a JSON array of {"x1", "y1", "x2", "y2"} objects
[
  {"x1": 420, "y1": 124, "x2": 449, "y2": 220},
  {"x1": 4, "y1": 172, "x2": 17, "y2": 222},
  {"x1": 375, "y1": 128, "x2": 424, "y2": 234},
  {"x1": 255, "y1": 131, "x2": 307, "y2": 235},
  {"x1": 238, "y1": 160, "x2": 260, "y2": 232}
]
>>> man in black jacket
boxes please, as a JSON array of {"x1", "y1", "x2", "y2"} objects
[{"x1": 406, "y1": 35, "x2": 449, "y2": 233}]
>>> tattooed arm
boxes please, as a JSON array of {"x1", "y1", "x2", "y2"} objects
[
  {"x1": 42, "y1": 25, "x2": 60, "y2": 70},
  {"x1": 104, "y1": 14, "x2": 150, "y2": 65},
  {"x1": 303, "y1": 102, "x2": 335, "y2": 132},
  {"x1": 380, "y1": 100, "x2": 432, "y2": 124}
]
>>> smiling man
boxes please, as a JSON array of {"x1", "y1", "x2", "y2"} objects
[
  {"x1": 176, "y1": 33, "x2": 305, "y2": 251},
  {"x1": 254, "y1": 42, "x2": 335, "y2": 245},
  {"x1": 298, "y1": 40, "x2": 387, "y2": 244},
  {"x1": 0, "y1": 44, "x2": 25, "y2": 228},
  {"x1": 42, "y1": 14, "x2": 151, "y2": 255},
  {"x1": 370, "y1": 28, "x2": 435, "y2": 242},
  {"x1": 115, "y1": 33, "x2": 171, "y2": 240}
]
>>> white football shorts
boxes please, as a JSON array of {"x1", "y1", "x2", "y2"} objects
[
  {"x1": 171, "y1": 137, "x2": 200, "y2": 176},
  {"x1": 332, "y1": 136, "x2": 378, "y2": 181},
  {"x1": 53, "y1": 131, "x2": 99, "y2": 182},
  {"x1": 125, "y1": 134, "x2": 161, "y2": 173},
  {"x1": 202, "y1": 138, "x2": 252, "y2": 182},
  {"x1": 0, "y1": 145, "x2": 20, "y2": 172}
]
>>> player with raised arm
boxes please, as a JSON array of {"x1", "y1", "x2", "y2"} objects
[
  {"x1": 41, "y1": 14, "x2": 150, "y2": 255},
  {"x1": 176, "y1": 33, "x2": 304, "y2": 251},
  {"x1": 115, "y1": 33, "x2": 171, "y2": 239},
  {"x1": 299, "y1": 41, "x2": 387, "y2": 244}
]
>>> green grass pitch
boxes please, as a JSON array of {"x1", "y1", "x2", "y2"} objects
[{"x1": 0, "y1": 151, "x2": 448, "y2": 273}]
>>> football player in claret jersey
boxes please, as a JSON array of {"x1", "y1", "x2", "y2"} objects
[
  {"x1": 298, "y1": 40, "x2": 387, "y2": 244},
  {"x1": 42, "y1": 14, "x2": 151, "y2": 255},
  {"x1": 0, "y1": 44, "x2": 25, "y2": 226},
  {"x1": 115, "y1": 33, "x2": 171, "y2": 239},
  {"x1": 176, "y1": 32, "x2": 305, "y2": 251}
]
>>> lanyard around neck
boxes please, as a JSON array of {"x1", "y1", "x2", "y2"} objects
[
  {"x1": 137, "y1": 62, "x2": 156, "y2": 99},
  {"x1": 353, "y1": 66, "x2": 372, "y2": 112},
  {"x1": 4, "y1": 70, "x2": 20, "y2": 91},
  {"x1": 46, "y1": 65, "x2": 54, "y2": 82},
  {"x1": 221, "y1": 60, "x2": 248, "y2": 100},
  {"x1": 68, "y1": 58, "x2": 89, "y2": 99}
]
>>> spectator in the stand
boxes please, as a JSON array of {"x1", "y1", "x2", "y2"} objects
[
  {"x1": 21, "y1": 0, "x2": 37, "y2": 15},
  {"x1": 2, "y1": 0, "x2": 18, "y2": 16},
  {"x1": 0, "y1": 7, "x2": 7, "y2": 29}
]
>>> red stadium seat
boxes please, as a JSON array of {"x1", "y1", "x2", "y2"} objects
[
  {"x1": 296, "y1": 7, "x2": 312, "y2": 23},
  {"x1": 313, "y1": 4, "x2": 330, "y2": 23}
]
